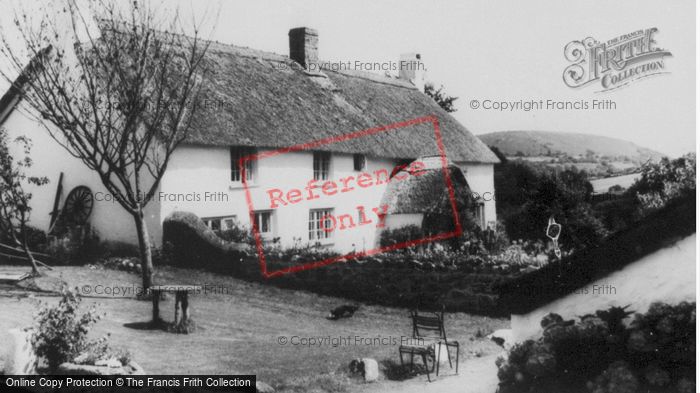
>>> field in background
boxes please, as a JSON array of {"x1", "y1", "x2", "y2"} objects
[{"x1": 590, "y1": 173, "x2": 641, "y2": 194}]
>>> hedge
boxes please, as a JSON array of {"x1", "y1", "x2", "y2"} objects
[
  {"x1": 497, "y1": 194, "x2": 696, "y2": 314},
  {"x1": 162, "y1": 211, "x2": 250, "y2": 271},
  {"x1": 162, "y1": 211, "x2": 512, "y2": 316}
]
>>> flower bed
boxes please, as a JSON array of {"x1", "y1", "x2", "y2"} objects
[
  {"x1": 162, "y1": 212, "x2": 561, "y2": 315},
  {"x1": 163, "y1": 242, "x2": 515, "y2": 316}
]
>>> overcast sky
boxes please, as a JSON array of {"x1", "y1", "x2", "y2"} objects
[{"x1": 0, "y1": 0, "x2": 695, "y2": 156}]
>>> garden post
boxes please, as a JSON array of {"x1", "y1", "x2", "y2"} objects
[{"x1": 152, "y1": 289, "x2": 160, "y2": 323}]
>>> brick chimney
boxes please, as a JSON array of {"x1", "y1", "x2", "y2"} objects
[
  {"x1": 399, "y1": 53, "x2": 425, "y2": 91},
  {"x1": 289, "y1": 27, "x2": 318, "y2": 70}
]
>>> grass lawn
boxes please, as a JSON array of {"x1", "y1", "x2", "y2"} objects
[{"x1": 0, "y1": 264, "x2": 507, "y2": 392}]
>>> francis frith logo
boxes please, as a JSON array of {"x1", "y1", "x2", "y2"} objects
[{"x1": 563, "y1": 28, "x2": 672, "y2": 92}]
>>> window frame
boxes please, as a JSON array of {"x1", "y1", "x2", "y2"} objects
[
  {"x1": 353, "y1": 153, "x2": 366, "y2": 172},
  {"x1": 230, "y1": 146, "x2": 257, "y2": 183},
  {"x1": 309, "y1": 208, "x2": 334, "y2": 243},
  {"x1": 313, "y1": 151, "x2": 331, "y2": 181},
  {"x1": 203, "y1": 215, "x2": 238, "y2": 231},
  {"x1": 253, "y1": 210, "x2": 274, "y2": 239}
]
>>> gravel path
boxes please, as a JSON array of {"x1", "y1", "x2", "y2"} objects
[{"x1": 359, "y1": 354, "x2": 500, "y2": 393}]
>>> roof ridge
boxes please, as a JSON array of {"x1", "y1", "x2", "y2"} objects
[
  {"x1": 105, "y1": 23, "x2": 419, "y2": 88},
  {"x1": 326, "y1": 68, "x2": 416, "y2": 89},
  {"x1": 202, "y1": 38, "x2": 416, "y2": 89},
  {"x1": 128, "y1": 25, "x2": 420, "y2": 90}
]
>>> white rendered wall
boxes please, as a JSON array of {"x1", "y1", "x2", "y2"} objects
[
  {"x1": 160, "y1": 145, "x2": 399, "y2": 253},
  {"x1": 457, "y1": 162, "x2": 497, "y2": 227},
  {"x1": 3, "y1": 108, "x2": 160, "y2": 246}
]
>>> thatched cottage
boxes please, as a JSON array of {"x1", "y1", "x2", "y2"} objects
[{"x1": 0, "y1": 27, "x2": 499, "y2": 252}]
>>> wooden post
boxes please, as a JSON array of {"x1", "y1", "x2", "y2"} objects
[
  {"x1": 48, "y1": 172, "x2": 63, "y2": 231},
  {"x1": 181, "y1": 292, "x2": 190, "y2": 322},
  {"x1": 174, "y1": 292, "x2": 180, "y2": 325},
  {"x1": 151, "y1": 289, "x2": 160, "y2": 323},
  {"x1": 173, "y1": 292, "x2": 180, "y2": 325}
]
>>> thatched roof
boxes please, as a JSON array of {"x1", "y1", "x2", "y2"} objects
[
  {"x1": 380, "y1": 156, "x2": 471, "y2": 214},
  {"x1": 0, "y1": 37, "x2": 498, "y2": 163},
  {"x1": 188, "y1": 41, "x2": 499, "y2": 163}
]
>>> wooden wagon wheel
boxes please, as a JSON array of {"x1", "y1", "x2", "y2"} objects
[{"x1": 63, "y1": 186, "x2": 94, "y2": 225}]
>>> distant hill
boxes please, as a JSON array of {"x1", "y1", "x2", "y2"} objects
[{"x1": 478, "y1": 131, "x2": 664, "y2": 163}]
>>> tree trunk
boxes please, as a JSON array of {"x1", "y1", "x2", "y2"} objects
[
  {"x1": 21, "y1": 240, "x2": 39, "y2": 276},
  {"x1": 13, "y1": 229, "x2": 39, "y2": 276},
  {"x1": 133, "y1": 211, "x2": 154, "y2": 293}
]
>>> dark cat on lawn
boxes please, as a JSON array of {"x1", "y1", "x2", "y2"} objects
[{"x1": 327, "y1": 304, "x2": 359, "y2": 320}]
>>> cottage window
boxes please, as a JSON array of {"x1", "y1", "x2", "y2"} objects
[
  {"x1": 208, "y1": 218, "x2": 221, "y2": 231},
  {"x1": 222, "y1": 218, "x2": 236, "y2": 230},
  {"x1": 230, "y1": 146, "x2": 256, "y2": 182},
  {"x1": 253, "y1": 211, "x2": 273, "y2": 237},
  {"x1": 203, "y1": 215, "x2": 238, "y2": 231},
  {"x1": 309, "y1": 208, "x2": 334, "y2": 241},
  {"x1": 353, "y1": 154, "x2": 366, "y2": 171},
  {"x1": 313, "y1": 151, "x2": 331, "y2": 180}
]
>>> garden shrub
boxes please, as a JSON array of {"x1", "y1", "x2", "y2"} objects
[
  {"x1": 592, "y1": 155, "x2": 696, "y2": 238},
  {"x1": 162, "y1": 211, "x2": 251, "y2": 271},
  {"x1": 629, "y1": 153, "x2": 695, "y2": 213},
  {"x1": 23, "y1": 226, "x2": 48, "y2": 250},
  {"x1": 495, "y1": 160, "x2": 609, "y2": 251},
  {"x1": 73, "y1": 335, "x2": 132, "y2": 366},
  {"x1": 43, "y1": 225, "x2": 101, "y2": 264},
  {"x1": 480, "y1": 221, "x2": 511, "y2": 253},
  {"x1": 489, "y1": 239, "x2": 560, "y2": 267},
  {"x1": 31, "y1": 288, "x2": 100, "y2": 370},
  {"x1": 379, "y1": 225, "x2": 423, "y2": 248},
  {"x1": 31, "y1": 287, "x2": 131, "y2": 371},
  {"x1": 496, "y1": 301, "x2": 696, "y2": 393},
  {"x1": 264, "y1": 239, "x2": 339, "y2": 266},
  {"x1": 215, "y1": 224, "x2": 256, "y2": 245},
  {"x1": 593, "y1": 196, "x2": 638, "y2": 234},
  {"x1": 0, "y1": 225, "x2": 47, "y2": 254},
  {"x1": 231, "y1": 252, "x2": 511, "y2": 315}
]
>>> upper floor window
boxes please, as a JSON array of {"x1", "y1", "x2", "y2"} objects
[
  {"x1": 353, "y1": 154, "x2": 366, "y2": 171},
  {"x1": 231, "y1": 146, "x2": 256, "y2": 182},
  {"x1": 313, "y1": 151, "x2": 331, "y2": 180}
]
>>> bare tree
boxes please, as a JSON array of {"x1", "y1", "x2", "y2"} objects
[
  {"x1": 0, "y1": 0, "x2": 211, "y2": 300},
  {"x1": 0, "y1": 129, "x2": 48, "y2": 275}
]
